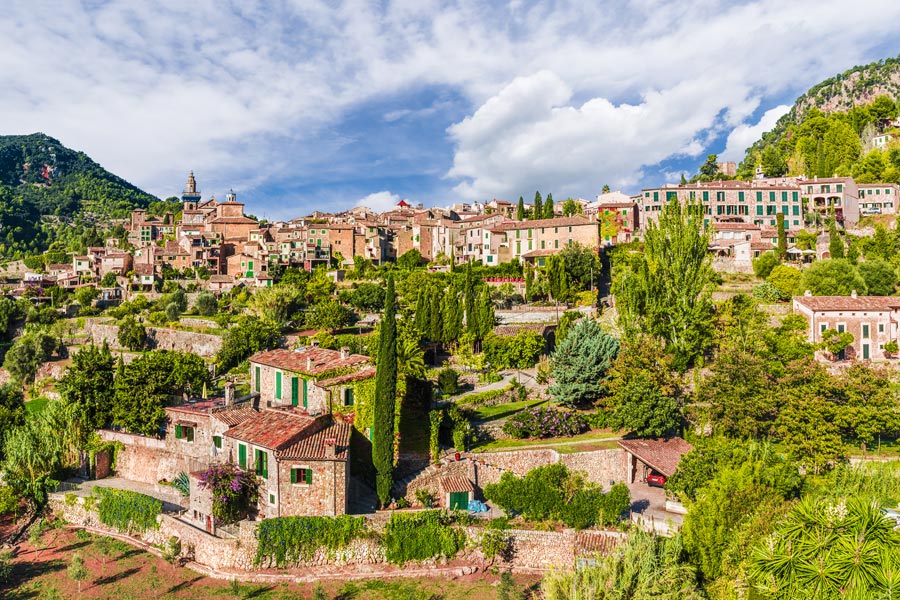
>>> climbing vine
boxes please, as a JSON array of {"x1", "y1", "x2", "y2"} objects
[
  {"x1": 254, "y1": 515, "x2": 368, "y2": 568},
  {"x1": 382, "y1": 510, "x2": 467, "y2": 565},
  {"x1": 95, "y1": 488, "x2": 161, "y2": 534}
]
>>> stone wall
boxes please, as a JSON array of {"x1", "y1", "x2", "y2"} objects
[
  {"x1": 50, "y1": 493, "x2": 622, "y2": 574},
  {"x1": 83, "y1": 319, "x2": 223, "y2": 357},
  {"x1": 100, "y1": 430, "x2": 204, "y2": 485}
]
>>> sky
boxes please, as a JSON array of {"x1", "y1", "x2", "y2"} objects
[{"x1": 3, "y1": 1, "x2": 900, "y2": 220}]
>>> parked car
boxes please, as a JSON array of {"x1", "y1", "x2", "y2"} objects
[{"x1": 647, "y1": 472, "x2": 666, "y2": 488}]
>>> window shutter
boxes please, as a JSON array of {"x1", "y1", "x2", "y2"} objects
[
  {"x1": 175, "y1": 424, "x2": 182, "y2": 439},
  {"x1": 186, "y1": 427, "x2": 194, "y2": 442},
  {"x1": 305, "y1": 469, "x2": 312, "y2": 485},
  {"x1": 290, "y1": 468, "x2": 297, "y2": 484}
]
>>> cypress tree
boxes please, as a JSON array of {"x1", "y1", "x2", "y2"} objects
[
  {"x1": 533, "y1": 191, "x2": 543, "y2": 220},
  {"x1": 776, "y1": 213, "x2": 787, "y2": 261},
  {"x1": 517, "y1": 196, "x2": 525, "y2": 221},
  {"x1": 429, "y1": 287, "x2": 442, "y2": 342},
  {"x1": 373, "y1": 275, "x2": 398, "y2": 507},
  {"x1": 441, "y1": 288, "x2": 461, "y2": 344},
  {"x1": 475, "y1": 286, "x2": 495, "y2": 340},
  {"x1": 828, "y1": 218, "x2": 845, "y2": 259},
  {"x1": 464, "y1": 262, "x2": 476, "y2": 330},
  {"x1": 414, "y1": 289, "x2": 427, "y2": 334},
  {"x1": 544, "y1": 193, "x2": 554, "y2": 219},
  {"x1": 525, "y1": 267, "x2": 534, "y2": 302}
]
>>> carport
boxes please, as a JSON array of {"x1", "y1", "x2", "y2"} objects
[{"x1": 618, "y1": 437, "x2": 693, "y2": 484}]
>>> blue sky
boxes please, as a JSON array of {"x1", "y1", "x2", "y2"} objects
[{"x1": 3, "y1": 1, "x2": 900, "y2": 219}]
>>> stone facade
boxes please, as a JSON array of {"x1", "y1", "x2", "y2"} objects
[
  {"x1": 793, "y1": 293, "x2": 899, "y2": 361},
  {"x1": 274, "y1": 457, "x2": 348, "y2": 517},
  {"x1": 100, "y1": 430, "x2": 201, "y2": 485}
]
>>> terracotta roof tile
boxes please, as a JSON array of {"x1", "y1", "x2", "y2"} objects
[
  {"x1": 575, "y1": 531, "x2": 622, "y2": 556},
  {"x1": 225, "y1": 408, "x2": 317, "y2": 450},
  {"x1": 212, "y1": 406, "x2": 259, "y2": 427},
  {"x1": 617, "y1": 437, "x2": 693, "y2": 477},
  {"x1": 440, "y1": 475, "x2": 473, "y2": 494},
  {"x1": 249, "y1": 348, "x2": 370, "y2": 376},
  {"x1": 496, "y1": 216, "x2": 594, "y2": 231},
  {"x1": 276, "y1": 420, "x2": 351, "y2": 461},
  {"x1": 793, "y1": 295, "x2": 900, "y2": 312}
]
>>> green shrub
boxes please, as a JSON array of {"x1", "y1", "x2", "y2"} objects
[
  {"x1": 95, "y1": 488, "x2": 161, "y2": 534},
  {"x1": 415, "y1": 488, "x2": 435, "y2": 508},
  {"x1": 437, "y1": 368, "x2": 459, "y2": 395},
  {"x1": 429, "y1": 409, "x2": 443, "y2": 463},
  {"x1": 502, "y1": 407, "x2": 588, "y2": 439},
  {"x1": 254, "y1": 515, "x2": 367, "y2": 568},
  {"x1": 459, "y1": 383, "x2": 515, "y2": 407},
  {"x1": 382, "y1": 510, "x2": 466, "y2": 565}
]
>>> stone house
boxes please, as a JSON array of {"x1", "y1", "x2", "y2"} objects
[
  {"x1": 249, "y1": 347, "x2": 374, "y2": 415},
  {"x1": 792, "y1": 292, "x2": 900, "y2": 361},
  {"x1": 858, "y1": 183, "x2": 899, "y2": 215},
  {"x1": 219, "y1": 409, "x2": 352, "y2": 519},
  {"x1": 486, "y1": 215, "x2": 599, "y2": 265}
]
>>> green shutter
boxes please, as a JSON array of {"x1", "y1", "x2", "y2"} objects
[
  {"x1": 302, "y1": 378, "x2": 308, "y2": 408},
  {"x1": 238, "y1": 444, "x2": 247, "y2": 469},
  {"x1": 255, "y1": 366, "x2": 260, "y2": 392},
  {"x1": 291, "y1": 377, "x2": 299, "y2": 407},
  {"x1": 291, "y1": 468, "x2": 297, "y2": 483},
  {"x1": 345, "y1": 388, "x2": 354, "y2": 406},
  {"x1": 186, "y1": 427, "x2": 194, "y2": 442},
  {"x1": 213, "y1": 436, "x2": 222, "y2": 449},
  {"x1": 305, "y1": 469, "x2": 312, "y2": 485},
  {"x1": 175, "y1": 424, "x2": 182, "y2": 439},
  {"x1": 275, "y1": 372, "x2": 282, "y2": 399}
]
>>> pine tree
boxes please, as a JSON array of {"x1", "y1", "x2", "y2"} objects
[
  {"x1": 516, "y1": 196, "x2": 525, "y2": 221},
  {"x1": 549, "y1": 319, "x2": 619, "y2": 407},
  {"x1": 543, "y1": 193, "x2": 554, "y2": 219},
  {"x1": 429, "y1": 287, "x2": 442, "y2": 343},
  {"x1": 373, "y1": 275, "x2": 398, "y2": 507},
  {"x1": 533, "y1": 191, "x2": 543, "y2": 221},
  {"x1": 776, "y1": 213, "x2": 787, "y2": 261}
]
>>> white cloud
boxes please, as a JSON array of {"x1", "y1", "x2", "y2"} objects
[
  {"x1": 720, "y1": 104, "x2": 793, "y2": 162},
  {"x1": 356, "y1": 191, "x2": 403, "y2": 213}
]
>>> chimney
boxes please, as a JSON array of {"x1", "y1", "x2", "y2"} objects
[
  {"x1": 307, "y1": 357, "x2": 313, "y2": 371},
  {"x1": 224, "y1": 381, "x2": 235, "y2": 406},
  {"x1": 310, "y1": 339, "x2": 320, "y2": 348},
  {"x1": 805, "y1": 290, "x2": 812, "y2": 296},
  {"x1": 340, "y1": 346, "x2": 349, "y2": 360},
  {"x1": 324, "y1": 437, "x2": 336, "y2": 458},
  {"x1": 851, "y1": 290, "x2": 858, "y2": 298}
]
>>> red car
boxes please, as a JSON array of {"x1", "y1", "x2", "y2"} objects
[{"x1": 647, "y1": 472, "x2": 667, "y2": 488}]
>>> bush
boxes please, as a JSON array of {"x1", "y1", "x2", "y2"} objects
[
  {"x1": 117, "y1": 315, "x2": 147, "y2": 351},
  {"x1": 437, "y1": 368, "x2": 459, "y2": 395},
  {"x1": 752, "y1": 282, "x2": 781, "y2": 303},
  {"x1": 483, "y1": 464, "x2": 629, "y2": 529},
  {"x1": 415, "y1": 488, "x2": 435, "y2": 508},
  {"x1": 194, "y1": 292, "x2": 217, "y2": 316},
  {"x1": 95, "y1": 488, "x2": 161, "y2": 534},
  {"x1": 382, "y1": 510, "x2": 466, "y2": 565},
  {"x1": 502, "y1": 407, "x2": 588, "y2": 439},
  {"x1": 254, "y1": 515, "x2": 367, "y2": 567}
]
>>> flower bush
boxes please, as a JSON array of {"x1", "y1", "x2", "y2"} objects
[
  {"x1": 196, "y1": 463, "x2": 260, "y2": 526},
  {"x1": 502, "y1": 407, "x2": 588, "y2": 439}
]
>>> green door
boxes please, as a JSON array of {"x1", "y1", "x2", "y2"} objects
[
  {"x1": 238, "y1": 444, "x2": 247, "y2": 469},
  {"x1": 449, "y1": 492, "x2": 469, "y2": 510},
  {"x1": 291, "y1": 377, "x2": 299, "y2": 406},
  {"x1": 302, "y1": 378, "x2": 308, "y2": 408}
]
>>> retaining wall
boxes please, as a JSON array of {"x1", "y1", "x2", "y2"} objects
[{"x1": 83, "y1": 319, "x2": 223, "y2": 357}]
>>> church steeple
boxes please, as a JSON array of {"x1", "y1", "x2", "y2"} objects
[{"x1": 182, "y1": 171, "x2": 202, "y2": 207}]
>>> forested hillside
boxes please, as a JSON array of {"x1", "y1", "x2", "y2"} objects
[
  {"x1": 739, "y1": 55, "x2": 900, "y2": 181},
  {"x1": 0, "y1": 133, "x2": 158, "y2": 259}
]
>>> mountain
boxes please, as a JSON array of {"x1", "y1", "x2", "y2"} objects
[
  {"x1": 0, "y1": 133, "x2": 158, "y2": 259},
  {"x1": 738, "y1": 55, "x2": 900, "y2": 179}
]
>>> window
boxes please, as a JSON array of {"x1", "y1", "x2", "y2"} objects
[
  {"x1": 213, "y1": 436, "x2": 222, "y2": 449},
  {"x1": 291, "y1": 468, "x2": 313, "y2": 485},
  {"x1": 769, "y1": 191, "x2": 776, "y2": 202},
  {"x1": 792, "y1": 191, "x2": 799, "y2": 202},
  {"x1": 738, "y1": 191, "x2": 745, "y2": 202},
  {"x1": 487, "y1": 255, "x2": 493, "y2": 263},
  {"x1": 836, "y1": 184, "x2": 843, "y2": 192},
  {"x1": 275, "y1": 371, "x2": 282, "y2": 400},
  {"x1": 554, "y1": 240, "x2": 559, "y2": 248},
  {"x1": 702, "y1": 191, "x2": 709, "y2": 202},
  {"x1": 344, "y1": 387, "x2": 354, "y2": 406},
  {"x1": 269, "y1": 493, "x2": 276, "y2": 506},
  {"x1": 837, "y1": 323, "x2": 846, "y2": 333},
  {"x1": 863, "y1": 324, "x2": 870, "y2": 339},
  {"x1": 254, "y1": 449, "x2": 268, "y2": 478},
  {"x1": 756, "y1": 205, "x2": 763, "y2": 216},
  {"x1": 820, "y1": 323, "x2": 828, "y2": 334},
  {"x1": 174, "y1": 424, "x2": 194, "y2": 442},
  {"x1": 879, "y1": 323, "x2": 885, "y2": 333},
  {"x1": 238, "y1": 444, "x2": 247, "y2": 469}
]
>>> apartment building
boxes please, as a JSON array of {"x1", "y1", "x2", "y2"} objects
[{"x1": 480, "y1": 215, "x2": 599, "y2": 266}]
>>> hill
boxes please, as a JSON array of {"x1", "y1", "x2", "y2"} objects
[
  {"x1": 0, "y1": 133, "x2": 158, "y2": 259},
  {"x1": 738, "y1": 55, "x2": 900, "y2": 180}
]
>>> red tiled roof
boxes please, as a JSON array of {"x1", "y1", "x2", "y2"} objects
[
  {"x1": 793, "y1": 295, "x2": 900, "y2": 312},
  {"x1": 209, "y1": 216, "x2": 259, "y2": 225},
  {"x1": 440, "y1": 475, "x2": 473, "y2": 494},
  {"x1": 316, "y1": 367, "x2": 376, "y2": 388},
  {"x1": 520, "y1": 249, "x2": 558, "y2": 258},
  {"x1": 225, "y1": 408, "x2": 316, "y2": 450},
  {"x1": 249, "y1": 348, "x2": 370, "y2": 376},
  {"x1": 575, "y1": 531, "x2": 622, "y2": 556},
  {"x1": 212, "y1": 406, "x2": 259, "y2": 427},
  {"x1": 134, "y1": 264, "x2": 155, "y2": 276},
  {"x1": 276, "y1": 420, "x2": 351, "y2": 461},
  {"x1": 617, "y1": 437, "x2": 693, "y2": 477}
]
